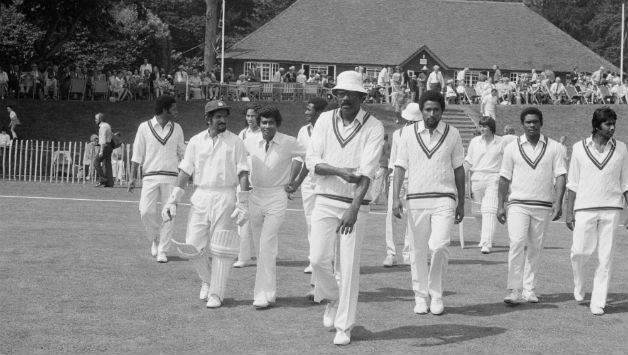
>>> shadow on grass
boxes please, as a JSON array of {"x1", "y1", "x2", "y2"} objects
[
  {"x1": 276, "y1": 260, "x2": 309, "y2": 268},
  {"x1": 221, "y1": 296, "x2": 326, "y2": 309},
  {"x1": 445, "y1": 301, "x2": 558, "y2": 316},
  {"x1": 360, "y1": 265, "x2": 410, "y2": 275},
  {"x1": 540, "y1": 292, "x2": 628, "y2": 314},
  {"x1": 358, "y1": 288, "x2": 455, "y2": 302},
  {"x1": 449, "y1": 259, "x2": 506, "y2": 265},
  {"x1": 351, "y1": 323, "x2": 507, "y2": 346}
]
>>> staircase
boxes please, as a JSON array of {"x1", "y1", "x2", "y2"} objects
[{"x1": 441, "y1": 107, "x2": 478, "y2": 148}]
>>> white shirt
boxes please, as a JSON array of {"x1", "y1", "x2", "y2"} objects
[
  {"x1": 140, "y1": 63, "x2": 153, "y2": 75},
  {"x1": 567, "y1": 136, "x2": 628, "y2": 211},
  {"x1": 427, "y1": 71, "x2": 445, "y2": 88},
  {"x1": 481, "y1": 95, "x2": 498, "y2": 117},
  {"x1": 395, "y1": 120, "x2": 464, "y2": 209},
  {"x1": 456, "y1": 70, "x2": 466, "y2": 82},
  {"x1": 238, "y1": 127, "x2": 261, "y2": 141},
  {"x1": 244, "y1": 132, "x2": 306, "y2": 188},
  {"x1": 98, "y1": 122, "x2": 112, "y2": 145},
  {"x1": 465, "y1": 134, "x2": 506, "y2": 180},
  {"x1": 0, "y1": 132, "x2": 11, "y2": 147},
  {"x1": 179, "y1": 130, "x2": 248, "y2": 189},
  {"x1": 388, "y1": 126, "x2": 410, "y2": 178},
  {"x1": 377, "y1": 68, "x2": 389, "y2": 86},
  {"x1": 306, "y1": 108, "x2": 384, "y2": 207},
  {"x1": 131, "y1": 117, "x2": 186, "y2": 183},
  {"x1": 500, "y1": 134, "x2": 567, "y2": 208}
]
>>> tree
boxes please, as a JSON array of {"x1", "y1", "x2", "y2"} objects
[
  {"x1": 0, "y1": 4, "x2": 45, "y2": 65},
  {"x1": 204, "y1": 0, "x2": 219, "y2": 74}
]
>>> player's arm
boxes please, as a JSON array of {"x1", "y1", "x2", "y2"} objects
[
  {"x1": 314, "y1": 163, "x2": 361, "y2": 183},
  {"x1": 565, "y1": 189, "x2": 576, "y2": 231},
  {"x1": 552, "y1": 174, "x2": 566, "y2": 221},
  {"x1": 392, "y1": 166, "x2": 406, "y2": 218},
  {"x1": 454, "y1": 165, "x2": 465, "y2": 224},
  {"x1": 496, "y1": 176, "x2": 511, "y2": 224},
  {"x1": 337, "y1": 175, "x2": 370, "y2": 235},
  {"x1": 286, "y1": 160, "x2": 308, "y2": 193}
]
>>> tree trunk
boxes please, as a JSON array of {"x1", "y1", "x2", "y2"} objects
[{"x1": 204, "y1": 0, "x2": 219, "y2": 74}]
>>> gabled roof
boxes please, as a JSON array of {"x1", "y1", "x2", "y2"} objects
[{"x1": 225, "y1": 0, "x2": 618, "y2": 73}]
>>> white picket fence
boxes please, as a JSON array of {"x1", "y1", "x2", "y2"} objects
[{"x1": 0, "y1": 139, "x2": 135, "y2": 186}]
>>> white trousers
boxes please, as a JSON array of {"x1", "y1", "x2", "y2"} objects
[
  {"x1": 310, "y1": 201, "x2": 367, "y2": 332},
  {"x1": 471, "y1": 177, "x2": 499, "y2": 248},
  {"x1": 139, "y1": 180, "x2": 175, "y2": 254},
  {"x1": 301, "y1": 176, "x2": 316, "y2": 285},
  {"x1": 185, "y1": 188, "x2": 237, "y2": 300},
  {"x1": 249, "y1": 187, "x2": 288, "y2": 303},
  {"x1": 571, "y1": 209, "x2": 621, "y2": 309},
  {"x1": 385, "y1": 177, "x2": 410, "y2": 259},
  {"x1": 407, "y1": 203, "x2": 454, "y2": 300},
  {"x1": 506, "y1": 205, "x2": 551, "y2": 291}
]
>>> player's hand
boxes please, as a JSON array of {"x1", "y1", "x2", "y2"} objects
[
  {"x1": 454, "y1": 202, "x2": 465, "y2": 224},
  {"x1": 551, "y1": 202, "x2": 562, "y2": 221},
  {"x1": 392, "y1": 198, "x2": 404, "y2": 219},
  {"x1": 161, "y1": 203, "x2": 176, "y2": 222},
  {"x1": 127, "y1": 179, "x2": 136, "y2": 193},
  {"x1": 337, "y1": 207, "x2": 359, "y2": 235},
  {"x1": 565, "y1": 213, "x2": 575, "y2": 231},
  {"x1": 284, "y1": 182, "x2": 298, "y2": 194},
  {"x1": 230, "y1": 191, "x2": 250, "y2": 226},
  {"x1": 497, "y1": 205, "x2": 507, "y2": 224}
]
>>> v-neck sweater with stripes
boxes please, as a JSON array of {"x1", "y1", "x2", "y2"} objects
[
  {"x1": 394, "y1": 120, "x2": 464, "y2": 209},
  {"x1": 306, "y1": 108, "x2": 385, "y2": 208},
  {"x1": 131, "y1": 118, "x2": 185, "y2": 183},
  {"x1": 567, "y1": 137, "x2": 628, "y2": 211},
  {"x1": 499, "y1": 134, "x2": 566, "y2": 208}
]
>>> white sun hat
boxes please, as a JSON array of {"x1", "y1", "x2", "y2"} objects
[
  {"x1": 332, "y1": 71, "x2": 367, "y2": 94},
  {"x1": 401, "y1": 102, "x2": 423, "y2": 121}
]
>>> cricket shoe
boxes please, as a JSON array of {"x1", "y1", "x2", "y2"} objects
[
  {"x1": 303, "y1": 264, "x2": 313, "y2": 274},
  {"x1": 206, "y1": 294, "x2": 222, "y2": 308},
  {"x1": 430, "y1": 298, "x2": 444, "y2": 315},
  {"x1": 333, "y1": 330, "x2": 351, "y2": 346},
  {"x1": 590, "y1": 306, "x2": 605, "y2": 316},
  {"x1": 504, "y1": 289, "x2": 526, "y2": 305},
  {"x1": 157, "y1": 252, "x2": 168, "y2": 263},
  {"x1": 323, "y1": 299, "x2": 339, "y2": 327},
  {"x1": 573, "y1": 287, "x2": 585, "y2": 302},
  {"x1": 151, "y1": 241, "x2": 158, "y2": 257},
  {"x1": 199, "y1": 283, "x2": 210, "y2": 301},
  {"x1": 522, "y1": 290, "x2": 539, "y2": 303},
  {"x1": 481, "y1": 246, "x2": 490, "y2": 254},
  {"x1": 382, "y1": 255, "x2": 397, "y2": 267},
  {"x1": 414, "y1": 297, "x2": 429, "y2": 314},
  {"x1": 233, "y1": 259, "x2": 253, "y2": 268},
  {"x1": 305, "y1": 288, "x2": 316, "y2": 302}
]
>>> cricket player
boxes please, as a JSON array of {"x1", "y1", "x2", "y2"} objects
[
  {"x1": 382, "y1": 102, "x2": 422, "y2": 267},
  {"x1": 306, "y1": 71, "x2": 384, "y2": 345},
  {"x1": 392, "y1": 91, "x2": 465, "y2": 316},
  {"x1": 162, "y1": 100, "x2": 249, "y2": 308},
  {"x1": 464, "y1": 116, "x2": 506, "y2": 254},
  {"x1": 565, "y1": 107, "x2": 628, "y2": 315},
  {"x1": 497, "y1": 107, "x2": 566, "y2": 305},
  {"x1": 293, "y1": 97, "x2": 328, "y2": 300},
  {"x1": 244, "y1": 105, "x2": 306, "y2": 309},
  {"x1": 128, "y1": 95, "x2": 186, "y2": 263},
  {"x1": 234, "y1": 103, "x2": 262, "y2": 268}
]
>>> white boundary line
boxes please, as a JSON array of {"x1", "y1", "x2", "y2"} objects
[{"x1": 0, "y1": 194, "x2": 579, "y2": 223}]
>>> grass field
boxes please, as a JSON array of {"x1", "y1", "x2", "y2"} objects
[{"x1": 1, "y1": 181, "x2": 627, "y2": 354}]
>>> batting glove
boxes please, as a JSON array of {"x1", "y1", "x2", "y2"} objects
[
  {"x1": 230, "y1": 191, "x2": 249, "y2": 226},
  {"x1": 161, "y1": 186, "x2": 185, "y2": 222}
]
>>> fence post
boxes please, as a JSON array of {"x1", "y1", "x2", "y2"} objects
[
  {"x1": 28, "y1": 140, "x2": 33, "y2": 181},
  {"x1": 50, "y1": 141, "x2": 55, "y2": 183},
  {"x1": 39, "y1": 141, "x2": 44, "y2": 182}
]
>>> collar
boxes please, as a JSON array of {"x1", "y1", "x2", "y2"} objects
[
  {"x1": 257, "y1": 133, "x2": 281, "y2": 146},
  {"x1": 204, "y1": 130, "x2": 224, "y2": 140},
  {"x1": 151, "y1": 117, "x2": 173, "y2": 129},
  {"x1": 417, "y1": 120, "x2": 446, "y2": 134},
  {"x1": 519, "y1": 133, "x2": 546, "y2": 146},
  {"x1": 334, "y1": 108, "x2": 367, "y2": 125},
  {"x1": 585, "y1": 135, "x2": 616, "y2": 148}
]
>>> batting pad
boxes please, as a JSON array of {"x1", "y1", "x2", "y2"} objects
[
  {"x1": 171, "y1": 239, "x2": 203, "y2": 258},
  {"x1": 209, "y1": 230, "x2": 240, "y2": 259}
]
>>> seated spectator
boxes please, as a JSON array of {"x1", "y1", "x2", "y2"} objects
[
  {"x1": 549, "y1": 77, "x2": 567, "y2": 104},
  {"x1": 0, "y1": 67, "x2": 8, "y2": 99},
  {"x1": 0, "y1": 128, "x2": 11, "y2": 148},
  {"x1": 174, "y1": 65, "x2": 188, "y2": 83},
  {"x1": 111, "y1": 71, "x2": 131, "y2": 101},
  {"x1": 610, "y1": 78, "x2": 628, "y2": 104},
  {"x1": 140, "y1": 59, "x2": 153, "y2": 76},
  {"x1": 43, "y1": 66, "x2": 59, "y2": 100},
  {"x1": 445, "y1": 79, "x2": 458, "y2": 104},
  {"x1": 455, "y1": 80, "x2": 466, "y2": 101},
  {"x1": 19, "y1": 70, "x2": 34, "y2": 96},
  {"x1": 496, "y1": 77, "x2": 513, "y2": 103}
]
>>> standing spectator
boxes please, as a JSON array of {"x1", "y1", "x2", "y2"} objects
[
  {"x1": 417, "y1": 68, "x2": 428, "y2": 99},
  {"x1": 272, "y1": 68, "x2": 284, "y2": 83},
  {"x1": 391, "y1": 66, "x2": 403, "y2": 114},
  {"x1": 427, "y1": 65, "x2": 445, "y2": 93},
  {"x1": 0, "y1": 128, "x2": 11, "y2": 147},
  {"x1": 296, "y1": 69, "x2": 307, "y2": 84},
  {"x1": 456, "y1": 68, "x2": 468, "y2": 83},
  {"x1": 174, "y1": 65, "x2": 188, "y2": 84},
  {"x1": 284, "y1": 66, "x2": 297, "y2": 82},
  {"x1": 140, "y1": 59, "x2": 153, "y2": 75},
  {"x1": 129, "y1": 95, "x2": 186, "y2": 263},
  {"x1": 408, "y1": 73, "x2": 419, "y2": 102},
  {"x1": 377, "y1": 66, "x2": 391, "y2": 103},
  {"x1": 591, "y1": 66, "x2": 604, "y2": 86},
  {"x1": 497, "y1": 107, "x2": 567, "y2": 305},
  {"x1": 94, "y1": 113, "x2": 114, "y2": 187},
  {"x1": 481, "y1": 89, "x2": 499, "y2": 120},
  {"x1": 83, "y1": 134, "x2": 99, "y2": 180},
  {"x1": 392, "y1": 91, "x2": 465, "y2": 316},
  {"x1": 493, "y1": 65, "x2": 501, "y2": 82},
  {"x1": 550, "y1": 77, "x2": 566, "y2": 104},
  {"x1": 306, "y1": 71, "x2": 385, "y2": 345},
  {"x1": 565, "y1": 107, "x2": 628, "y2": 316},
  {"x1": 8, "y1": 65, "x2": 20, "y2": 98},
  {"x1": 0, "y1": 67, "x2": 8, "y2": 99},
  {"x1": 531, "y1": 69, "x2": 538, "y2": 83},
  {"x1": 7, "y1": 105, "x2": 20, "y2": 139}
]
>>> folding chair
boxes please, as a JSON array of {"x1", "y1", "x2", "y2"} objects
[
  {"x1": 597, "y1": 85, "x2": 614, "y2": 104},
  {"x1": 67, "y1": 78, "x2": 87, "y2": 100},
  {"x1": 92, "y1": 80, "x2": 109, "y2": 101},
  {"x1": 565, "y1": 86, "x2": 582, "y2": 104},
  {"x1": 464, "y1": 87, "x2": 480, "y2": 104},
  {"x1": 246, "y1": 83, "x2": 261, "y2": 101},
  {"x1": 282, "y1": 83, "x2": 296, "y2": 101}
]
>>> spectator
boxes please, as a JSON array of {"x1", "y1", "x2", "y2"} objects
[
  {"x1": 481, "y1": 88, "x2": 498, "y2": 120},
  {"x1": 284, "y1": 66, "x2": 297, "y2": 82},
  {"x1": 43, "y1": 66, "x2": 59, "y2": 100},
  {"x1": 445, "y1": 79, "x2": 457, "y2": 104},
  {"x1": 188, "y1": 69, "x2": 203, "y2": 100},
  {"x1": 0, "y1": 67, "x2": 8, "y2": 99},
  {"x1": 174, "y1": 65, "x2": 188, "y2": 84},
  {"x1": 550, "y1": 77, "x2": 567, "y2": 104},
  {"x1": 492, "y1": 64, "x2": 501, "y2": 82},
  {"x1": 457, "y1": 67, "x2": 469, "y2": 83},
  {"x1": 296, "y1": 69, "x2": 307, "y2": 84},
  {"x1": 427, "y1": 65, "x2": 445, "y2": 93},
  {"x1": 496, "y1": 77, "x2": 512, "y2": 103},
  {"x1": 140, "y1": 59, "x2": 153, "y2": 75},
  {"x1": 7, "y1": 105, "x2": 20, "y2": 139},
  {"x1": 83, "y1": 134, "x2": 99, "y2": 180},
  {"x1": 391, "y1": 66, "x2": 404, "y2": 113},
  {"x1": 377, "y1": 66, "x2": 391, "y2": 103},
  {"x1": 0, "y1": 127, "x2": 11, "y2": 147},
  {"x1": 531, "y1": 69, "x2": 538, "y2": 82},
  {"x1": 408, "y1": 73, "x2": 419, "y2": 102},
  {"x1": 272, "y1": 68, "x2": 284, "y2": 82},
  {"x1": 94, "y1": 112, "x2": 113, "y2": 187},
  {"x1": 456, "y1": 80, "x2": 466, "y2": 99},
  {"x1": 417, "y1": 67, "x2": 427, "y2": 99},
  {"x1": 111, "y1": 136, "x2": 125, "y2": 184},
  {"x1": 591, "y1": 66, "x2": 604, "y2": 85},
  {"x1": 224, "y1": 68, "x2": 235, "y2": 83}
]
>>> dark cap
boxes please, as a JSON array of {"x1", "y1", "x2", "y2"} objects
[{"x1": 204, "y1": 100, "x2": 231, "y2": 115}]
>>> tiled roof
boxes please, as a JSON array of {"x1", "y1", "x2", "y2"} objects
[{"x1": 225, "y1": 0, "x2": 618, "y2": 73}]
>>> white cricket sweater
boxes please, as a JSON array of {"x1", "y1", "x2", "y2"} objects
[
  {"x1": 567, "y1": 137, "x2": 628, "y2": 211},
  {"x1": 395, "y1": 120, "x2": 464, "y2": 209},
  {"x1": 131, "y1": 118, "x2": 185, "y2": 183}
]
